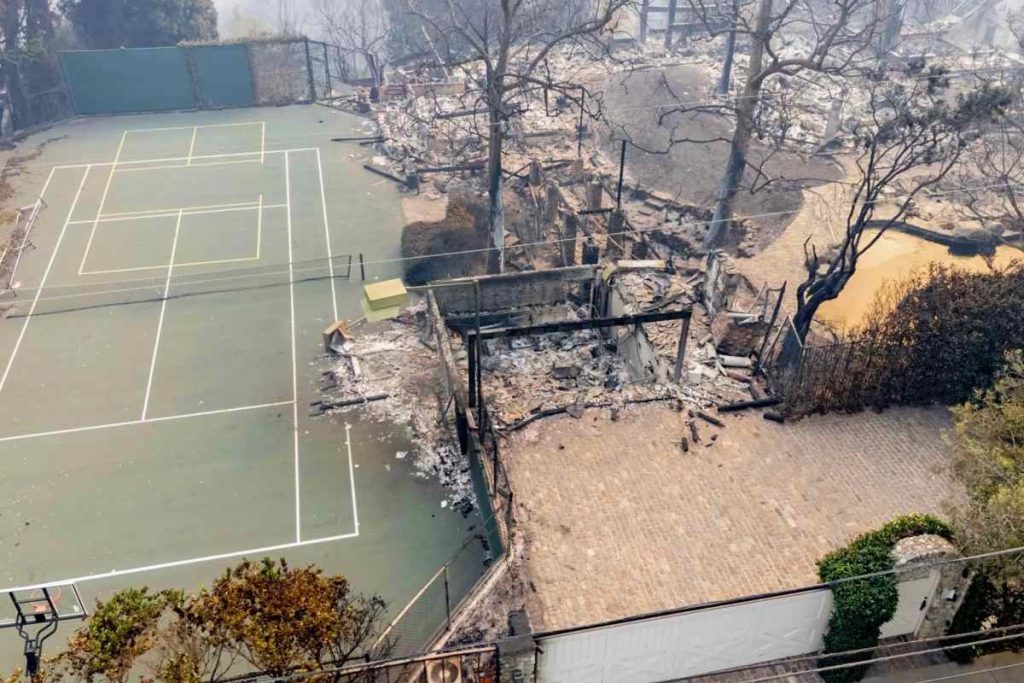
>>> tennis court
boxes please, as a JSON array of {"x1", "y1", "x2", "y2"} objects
[{"x1": 0, "y1": 106, "x2": 486, "y2": 663}]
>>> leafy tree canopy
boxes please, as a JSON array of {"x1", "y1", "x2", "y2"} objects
[
  {"x1": 949, "y1": 350, "x2": 1024, "y2": 583},
  {"x1": 6, "y1": 559, "x2": 391, "y2": 682},
  {"x1": 59, "y1": 0, "x2": 218, "y2": 49}
]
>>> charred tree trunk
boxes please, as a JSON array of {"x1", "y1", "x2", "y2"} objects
[
  {"x1": 486, "y1": 78, "x2": 505, "y2": 273},
  {"x1": 717, "y1": 0, "x2": 739, "y2": 95},
  {"x1": 705, "y1": 0, "x2": 773, "y2": 249}
]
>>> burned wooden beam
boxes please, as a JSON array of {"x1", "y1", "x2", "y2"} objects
[
  {"x1": 465, "y1": 308, "x2": 691, "y2": 341},
  {"x1": 718, "y1": 397, "x2": 780, "y2": 413},
  {"x1": 416, "y1": 160, "x2": 486, "y2": 174},
  {"x1": 695, "y1": 409, "x2": 725, "y2": 428},
  {"x1": 332, "y1": 135, "x2": 386, "y2": 143},
  {"x1": 310, "y1": 393, "x2": 389, "y2": 416},
  {"x1": 362, "y1": 163, "x2": 410, "y2": 186}
]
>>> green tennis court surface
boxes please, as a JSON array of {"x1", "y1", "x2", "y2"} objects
[{"x1": 0, "y1": 106, "x2": 486, "y2": 665}]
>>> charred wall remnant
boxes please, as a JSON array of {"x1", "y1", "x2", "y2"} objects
[{"x1": 431, "y1": 266, "x2": 600, "y2": 316}]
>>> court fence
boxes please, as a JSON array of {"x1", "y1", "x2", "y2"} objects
[
  {"x1": 348, "y1": 292, "x2": 520, "y2": 661},
  {"x1": 375, "y1": 517, "x2": 502, "y2": 659},
  {"x1": 57, "y1": 36, "x2": 343, "y2": 117},
  {"x1": 228, "y1": 644, "x2": 498, "y2": 683}
]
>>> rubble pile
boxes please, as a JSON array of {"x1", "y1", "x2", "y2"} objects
[
  {"x1": 322, "y1": 304, "x2": 476, "y2": 510},
  {"x1": 614, "y1": 269, "x2": 768, "y2": 403},
  {"x1": 616, "y1": 270, "x2": 699, "y2": 358},
  {"x1": 469, "y1": 302, "x2": 710, "y2": 427},
  {"x1": 620, "y1": 189, "x2": 714, "y2": 259}
]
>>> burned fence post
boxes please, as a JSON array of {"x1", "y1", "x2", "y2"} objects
[
  {"x1": 755, "y1": 281, "x2": 786, "y2": 375},
  {"x1": 444, "y1": 564, "x2": 452, "y2": 630},
  {"x1": 303, "y1": 37, "x2": 316, "y2": 102},
  {"x1": 474, "y1": 278, "x2": 484, "y2": 428},
  {"x1": 673, "y1": 314, "x2": 692, "y2": 383},
  {"x1": 616, "y1": 140, "x2": 627, "y2": 211},
  {"x1": 321, "y1": 41, "x2": 332, "y2": 98},
  {"x1": 468, "y1": 338, "x2": 478, "y2": 409},
  {"x1": 577, "y1": 88, "x2": 586, "y2": 158}
]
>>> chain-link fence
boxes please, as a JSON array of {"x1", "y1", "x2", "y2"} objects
[
  {"x1": 375, "y1": 523, "x2": 497, "y2": 659},
  {"x1": 231, "y1": 645, "x2": 498, "y2": 683},
  {"x1": 248, "y1": 38, "x2": 315, "y2": 107}
]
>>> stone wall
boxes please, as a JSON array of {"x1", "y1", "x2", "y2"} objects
[{"x1": 892, "y1": 534, "x2": 972, "y2": 639}]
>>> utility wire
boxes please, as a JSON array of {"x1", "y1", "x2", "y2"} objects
[
  {"x1": 5, "y1": 176, "x2": 1018, "y2": 317},
  {"x1": 918, "y1": 660, "x2": 1024, "y2": 682},
  {"x1": 739, "y1": 631, "x2": 1024, "y2": 683},
  {"x1": 1, "y1": 59, "x2": 1018, "y2": 172}
]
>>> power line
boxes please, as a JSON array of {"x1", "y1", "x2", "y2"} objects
[
  {"x1": 740, "y1": 631, "x2": 1024, "y2": 683},
  {"x1": 3, "y1": 177, "x2": 1018, "y2": 318},
  {"x1": 700, "y1": 622, "x2": 1024, "y2": 678},
  {"x1": 1, "y1": 59, "x2": 1016, "y2": 174},
  {"x1": 597, "y1": 61, "x2": 1024, "y2": 116},
  {"x1": 918, "y1": 660, "x2": 1024, "y2": 682}
]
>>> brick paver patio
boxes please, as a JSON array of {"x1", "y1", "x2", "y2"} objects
[{"x1": 503, "y1": 404, "x2": 957, "y2": 631}]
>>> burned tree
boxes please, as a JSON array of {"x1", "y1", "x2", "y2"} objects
[
  {"x1": 684, "y1": 0, "x2": 884, "y2": 248},
  {"x1": 953, "y1": 112, "x2": 1024, "y2": 238},
  {"x1": 792, "y1": 68, "x2": 1011, "y2": 341},
  {"x1": 395, "y1": 0, "x2": 631, "y2": 270},
  {"x1": 314, "y1": 0, "x2": 391, "y2": 86}
]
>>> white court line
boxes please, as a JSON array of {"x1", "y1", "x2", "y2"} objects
[
  {"x1": 345, "y1": 423, "x2": 360, "y2": 534},
  {"x1": 79, "y1": 132, "x2": 126, "y2": 275},
  {"x1": 256, "y1": 193, "x2": 264, "y2": 260},
  {"x1": 0, "y1": 166, "x2": 92, "y2": 394},
  {"x1": 68, "y1": 202, "x2": 286, "y2": 226},
  {"x1": 186, "y1": 126, "x2": 198, "y2": 166},
  {"x1": 0, "y1": 400, "x2": 293, "y2": 444},
  {"x1": 260, "y1": 121, "x2": 266, "y2": 165},
  {"x1": 0, "y1": 530, "x2": 359, "y2": 594},
  {"x1": 315, "y1": 148, "x2": 339, "y2": 321},
  {"x1": 50, "y1": 147, "x2": 319, "y2": 171},
  {"x1": 99, "y1": 200, "x2": 259, "y2": 219},
  {"x1": 115, "y1": 158, "x2": 261, "y2": 175},
  {"x1": 286, "y1": 150, "x2": 302, "y2": 543},
  {"x1": 125, "y1": 121, "x2": 266, "y2": 134},
  {"x1": 81, "y1": 256, "x2": 262, "y2": 276},
  {"x1": 140, "y1": 209, "x2": 182, "y2": 421}
]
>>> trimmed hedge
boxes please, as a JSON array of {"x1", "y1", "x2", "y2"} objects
[{"x1": 817, "y1": 514, "x2": 953, "y2": 683}]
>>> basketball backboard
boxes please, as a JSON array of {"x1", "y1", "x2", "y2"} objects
[{"x1": 0, "y1": 583, "x2": 87, "y2": 630}]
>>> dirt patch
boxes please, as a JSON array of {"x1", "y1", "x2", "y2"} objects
[
  {"x1": 601, "y1": 64, "x2": 842, "y2": 252},
  {"x1": 402, "y1": 195, "x2": 448, "y2": 224}
]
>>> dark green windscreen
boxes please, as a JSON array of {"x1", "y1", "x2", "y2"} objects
[
  {"x1": 61, "y1": 48, "x2": 194, "y2": 115},
  {"x1": 189, "y1": 45, "x2": 255, "y2": 109}
]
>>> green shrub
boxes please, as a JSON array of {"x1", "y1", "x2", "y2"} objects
[{"x1": 817, "y1": 514, "x2": 953, "y2": 682}]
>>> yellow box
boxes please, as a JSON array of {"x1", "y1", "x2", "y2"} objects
[{"x1": 363, "y1": 278, "x2": 408, "y2": 310}]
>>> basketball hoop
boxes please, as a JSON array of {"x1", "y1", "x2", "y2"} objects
[{"x1": 1, "y1": 583, "x2": 87, "y2": 678}]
